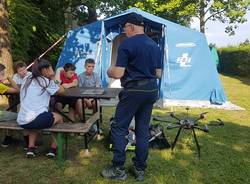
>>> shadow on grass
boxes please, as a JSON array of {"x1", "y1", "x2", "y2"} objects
[
  {"x1": 0, "y1": 108, "x2": 249, "y2": 184},
  {"x1": 220, "y1": 72, "x2": 250, "y2": 86},
  {"x1": 145, "y1": 118, "x2": 250, "y2": 184}
]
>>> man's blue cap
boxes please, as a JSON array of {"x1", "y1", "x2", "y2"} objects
[{"x1": 124, "y1": 13, "x2": 144, "y2": 27}]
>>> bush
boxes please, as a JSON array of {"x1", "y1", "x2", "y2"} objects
[{"x1": 218, "y1": 44, "x2": 250, "y2": 77}]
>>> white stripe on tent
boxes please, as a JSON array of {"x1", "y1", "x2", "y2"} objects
[
  {"x1": 156, "y1": 99, "x2": 244, "y2": 111},
  {"x1": 164, "y1": 25, "x2": 172, "y2": 99}
]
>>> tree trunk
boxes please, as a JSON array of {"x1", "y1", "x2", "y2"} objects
[
  {"x1": 0, "y1": 0, "x2": 13, "y2": 77},
  {"x1": 199, "y1": 0, "x2": 205, "y2": 33}
]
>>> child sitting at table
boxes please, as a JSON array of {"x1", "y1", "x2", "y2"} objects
[
  {"x1": 12, "y1": 60, "x2": 31, "y2": 85},
  {"x1": 0, "y1": 63, "x2": 19, "y2": 94},
  {"x1": 54, "y1": 63, "x2": 78, "y2": 121},
  {"x1": 1, "y1": 61, "x2": 31, "y2": 147},
  {"x1": 76, "y1": 58, "x2": 101, "y2": 118},
  {"x1": 0, "y1": 63, "x2": 19, "y2": 147},
  {"x1": 17, "y1": 59, "x2": 65, "y2": 158}
]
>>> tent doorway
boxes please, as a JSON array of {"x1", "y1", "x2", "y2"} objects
[
  {"x1": 108, "y1": 25, "x2": 164, "y2": 88},
  {"x1": 109, "y1": 33, "x2": 127, "y2": 88}
]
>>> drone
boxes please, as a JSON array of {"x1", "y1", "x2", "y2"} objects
[{"x1": 153, "y1": 107, "x2": 224, "y2": 157}]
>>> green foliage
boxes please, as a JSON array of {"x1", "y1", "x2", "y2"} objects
[
  {"x1": 191, "y1": 0, "x2": 250, "y2": 34},
  {"x1": 218, "y1": 44, "x2": 250, "y2": 77},
  {"x1": 239, "y1": 39, "x2": 250, "y2": 46},
  {"x1": 8, "y1": 0, "x2": 68, "y2": 66},
  {"x1": 99, "y1": 0, "x2": 250, "y2": 33},
  {"x1": 68, "y1": 0, "x2": 120, "y2": 25},
  {"x1": 210, "y1": 0, "x2": 249, "y2": 35},
  {"x1": 30, "y1": 0, "x2": 68, "y2": 67},
  {"x1": 8, "y1": 0, "x2": 121, "y2": 66},
  {"x1": 107, "y1": 0, "x2": 194, "y2": 26},
  {"x1": 8, "y1": 0, "x2": 249, "y2": 68},
  {"x1": 8, "y1": 0, "x2": 45, "y2": 61},
  {"x1": 209, "y1": 43, "x2": 217, "y2": 48}
]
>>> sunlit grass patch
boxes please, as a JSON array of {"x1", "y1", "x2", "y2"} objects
[{"x1": 0, "y1": 74, "x2": 250, "y2": 183}]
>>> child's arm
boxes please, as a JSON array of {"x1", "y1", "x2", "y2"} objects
[
  {"x1": 55, "y1": 69, "x2": 62, "y2": 84},
  {"x1": 96, "y1": 75, "x2": 102, "y2": 87},
  {"x1": 6, "y1": 77, "x2": 19, "y2": 93},
  {"x1": 5, "y1": 87, "x2": 18, "y2": 94},
  {"x1": 50, "y1": 75, "x2": 65, "y2": 95},
  {"x1": 55, "y1": 85, "x2": 65, "y2": 95},
  {"x1": 62, "y1": 79, "x2": 78, "y2": 89},
  {"x1": 0, "y1": 82, "x2": 18, "y2": 94},
  {"x1": 7, "y1": 77, "x2": 19, "y2": 89}
]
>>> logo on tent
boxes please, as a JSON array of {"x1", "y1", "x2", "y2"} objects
[
  {"x1": 177, "y1": 53, "x2": 191, "y2": 67},
  {"x1": 75, "y1": 50, "x2": 87, "y2": 58},
  {"x1": 176, "y1": 42, "x2": 196, "y2": 48}
]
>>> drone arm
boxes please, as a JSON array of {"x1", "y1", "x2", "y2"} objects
[
  {"x1": 170, "y1": 113, "x2": 181, "y2": 121},
  {"x1": 167, "y1": 124, "x2": 182, "y2": 129},
  {"x1": 193, "y1": 125, "x2": 209, "y2": 133},
  {"x1": 193, "y1": 112, "x2": 208, "y2": 123}
]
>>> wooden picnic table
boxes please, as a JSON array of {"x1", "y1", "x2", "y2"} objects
[{"x1": 1, "y1": 87, "x2": 121, "y2": 164}]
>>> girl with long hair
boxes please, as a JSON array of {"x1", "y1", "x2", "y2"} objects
[{"x1": 17, "y1": 59, "x2": 65, "y2": 158}]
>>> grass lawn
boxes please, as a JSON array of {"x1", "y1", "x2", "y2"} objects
[{"x1": 0, "y1": 74, "x2": 249, "y2": 184}]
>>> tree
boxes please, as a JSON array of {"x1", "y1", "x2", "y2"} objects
[
  {"x1": 193, "y1": 0, "x2": 250, "y2": 34},
  {"x1": 209, "y1": 43, "x2": 217, "y2": 48},
  {"x1": 8, "y1": 0, "x2": 46, "y2": 61},
  {"x1": 240, "y1": 39, "x2": 250, "y2": 46},
  {"x1": 101, "y1": 0, "x2": 194, "y2": 26},
  {"x1": 8, "y1": 0, "x2": 68, "y2": 65},
  {"x1": 30, "y1": 0, "x2": 68, "y2": 65},
  {"x1": 67, "y1": 0, "x2": 114, "y2": 26},
  {"x1": 98, "y1": 0, "x2": 250, "y2": 35},
  {"x1": 0, "y1": 0, "x2": 13, "y2": 76}
]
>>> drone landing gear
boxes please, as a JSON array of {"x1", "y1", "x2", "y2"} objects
[
  {"x1": 169, "y1": 120, "x2": 207, "y2": 157},
  {"x1": 153, "y1": 108, "x2": 224, "y2": 157}
]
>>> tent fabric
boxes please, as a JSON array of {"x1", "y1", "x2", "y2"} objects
[{"x1": 57, "y1": 8, "x2": 243, "y2": 110}]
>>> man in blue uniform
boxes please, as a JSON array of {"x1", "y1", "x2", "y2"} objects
[{"x1": 101, "y1": 13, "x2": 162, "y2": 181}]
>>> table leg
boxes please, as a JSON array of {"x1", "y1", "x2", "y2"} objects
[
  {"x1": 99, "y1": 105, "x2": 103, "y2": 125},
  {"x1": 81, "y1": 133, "x2": 91, "y2": 157},
  {"x1": 82, "y1": 98, "x2": 86, "y2": 123},
  {"x1": 94, "y1": 99, "x2": 103, "y2": 140}
]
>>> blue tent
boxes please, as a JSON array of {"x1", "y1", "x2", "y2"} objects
[{"x1": 57, "y1": 8, "x2": 241, "y2": 109}]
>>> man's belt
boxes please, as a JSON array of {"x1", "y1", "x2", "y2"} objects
[{"x1": 124, "y1": 78, "x2": 156, "y2": 88}]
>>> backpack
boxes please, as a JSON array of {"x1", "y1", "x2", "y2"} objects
[
  {"x1": 108, "y1": 122, "x2": 171, "y2": 151},
  {"x1": 149, "y1": 124, "x2": 171, "y2": 149}
]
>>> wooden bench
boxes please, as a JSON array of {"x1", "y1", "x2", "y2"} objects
[{"x1": 0, "y1": 111, "x2": 100, "y2": 164}]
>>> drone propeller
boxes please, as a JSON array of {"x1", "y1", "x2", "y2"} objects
[
  {"x1": 152, "y1": 116, "x2": 170, "y2": 123},
  {"x1": 194, "y1": 112, "x2": 208, "y2": 123}
]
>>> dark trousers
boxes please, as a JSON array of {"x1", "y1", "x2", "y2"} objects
[
  {"x1": 111, "y1": 81, "x2": 158, "y2": 170},
  {"x1": 7, "y1": 94, "x2": 20, "y2": 112}
]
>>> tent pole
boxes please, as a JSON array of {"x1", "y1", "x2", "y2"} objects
[{"x1": 27, "y1": 33, "x2": 67, "y2": 70}]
